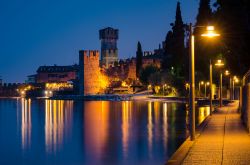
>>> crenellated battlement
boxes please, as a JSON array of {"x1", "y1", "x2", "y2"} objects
[{"x1": 80, "y1": 50, "x2": 100, "y2": 61}]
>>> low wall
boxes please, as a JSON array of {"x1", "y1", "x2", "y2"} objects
[{"x1": 242, "y1": 83, "x2": 250, "y2": 132}]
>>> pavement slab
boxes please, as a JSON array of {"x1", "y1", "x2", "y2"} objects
[{"x1": 181, "y1": 101, "x2": 250, "y2": 165}]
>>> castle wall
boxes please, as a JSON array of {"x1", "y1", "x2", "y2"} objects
[
  {"x1": 127, "y1": 59, "x2": 136, "y2": 80},
  {"x1": 142, "y1": 58, "x2": 161, "y2": 69},
  {"x1": 79, "y1": 50, "x2": 107, "y2": 95}
]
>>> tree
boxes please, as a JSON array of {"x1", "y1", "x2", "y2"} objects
[
  {"x1": 194, "y1": 0, "x2": 214, "y2": 80},
  {"x1": 139, "y1": 65, "x2": 159, "y2": 85},
  {"x1": 214, "y1": 0, "x2": 250, "y2": 75},
  {"x1": 196, "y1": 0, "x2": 212, "y2": 28},
  {"x1": 162, "y1": 31, "x2": 173, "y2": 70},
  {"x1": 163, "y1": 2, "x2": 186, "y2": 77},
  {"x1": 136, "y1": 41, "x2": 143, "y2": 78}
]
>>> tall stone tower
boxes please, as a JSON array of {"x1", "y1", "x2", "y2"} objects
[
  {"x1": 99, "y1": 27, "x2": 119, "y2": 68},
  {"x1": 79, "y1": 50, "x2": 101, "y2": 95}
]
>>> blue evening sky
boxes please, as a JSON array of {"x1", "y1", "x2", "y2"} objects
[{"x1": 0, "y1": 0, "x2": 199, "y2": 83}]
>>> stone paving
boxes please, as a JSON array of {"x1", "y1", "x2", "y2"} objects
[{"x1": 182, "y1": 101, "x2": 250, "y2": 165}]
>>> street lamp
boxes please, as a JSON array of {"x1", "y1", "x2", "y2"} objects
[
  {"x1": 205, "y1": 82, "x2": 210, "y2": 98},
  {"x1": 209, "y1": 60, "x2": 213, "y2": 115},
  {"x1": 232, "y1": 76, "x2": 239, "y2": 100},
  {"x1": 224, "y1": 70, "x2": 231, "y2": 99},
  {"x1": 215, "y1": 59, "x2": 224, "y2": 107},
  {"x1": 163, "y1": 84, "x2": 167, "y2": 96},
  {"x1": 199, "y1": 81, "x2": 204, "y2": 97},
  {"x1": 188, "y1": 24, "x2": 220, "y2": 141}
]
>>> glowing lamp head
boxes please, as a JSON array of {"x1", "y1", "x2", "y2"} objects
[
  {"x1": 233, "y1": 76, "x2": 239, "y2": 83},
  {"x1": 215, "y1": 59, "x2": 224, "y2": 67},
  {"x1": 201, "y1": 26, "x2": 220, "y2": 38},
  {"x1": 225, "y1": 70, "x2": 230, "y2": 76},
  {"x1": 207, "y1": 26, "x2": 214, "y2": 31},
  {"x1": 201, "y1": 81, "x2": 204, "y2": 85}
]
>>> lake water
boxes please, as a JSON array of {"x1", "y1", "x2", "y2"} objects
[{"x1": 0, "y1": 98, "x2": 210, "y2": 165}]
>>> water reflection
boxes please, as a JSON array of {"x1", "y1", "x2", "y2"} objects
[
  {"x1": 147, "y1": 101, "x2": 153, "y2": 158},
  {"x1": 122, "y1": 101, "x2": 131, "y2": 158},
  {"x1": 21, "y1": 98, "x2": 32, "y2": 150},
  {"x1": 45, "y1": 100, "x2": 73, "y2": 153},
  {"x1": 197, "y1": 106, "x2": 210, "y2": 124},
  {"x1": 163, "y1": 103, "x2": 168, "y2": 150},
  {"x1": 84, "y1": 101, "x2": 110, "y2": 162},
  {"x1": 2, "y1": 99, "x2": 211, "y2": 165}
]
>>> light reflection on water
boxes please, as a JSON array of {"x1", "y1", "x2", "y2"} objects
[
  {"x1": 0, "y1": 99, "x2": 210, "y2": 165},
  {"x1": 21, "y1": 98, "x2": 32, "y2": 150},
  {"x1": 44, "y1": 100, "x2": 73, "y2": 153}
]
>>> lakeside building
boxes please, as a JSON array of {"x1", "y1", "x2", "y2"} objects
[
  {"x1": 36, "y1": 65, "x2": 78, "y2": 83},
  {"x1": 0, "y1": 83, "x2": 20, "y2": 97},
  {"x1": 21, "y1": 65, "x2": 78, "y2": 97}
]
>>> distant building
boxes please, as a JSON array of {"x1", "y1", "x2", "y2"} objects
[
  {"x1": 0, "y1": 83, "x2": 20, "y2": 97},
  {"x1": 142, "y1": 52, "x2": 162, "y2": 69},
  {"x1": 36, "y1": 65, "x2": 78, "y2": 83},
  {"x1": 99, "y1": 27, "x2": 119, "y2": 68},
  {"x1": 26, "y1": 74, "x2": 37, "y2": 84}
]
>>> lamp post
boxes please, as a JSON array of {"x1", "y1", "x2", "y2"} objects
[
  {"x1": 189, "y1": 23, "x2": 196, "y2": 141},
  {"x1": 199, "y1": 81, "x2": 204, "y2": 97},
  {"x1": 232, "y1": 76, "x2": 239, "y2": 100},
  {"x1": 220, "y1": 72, "x2": 223, "y2": 107},
  {"x1": 205, "y1": 82, "x2": 209, "y2": 98},
  {"x1": 224, "y1": 70, "x2": 230, "y2": 99},
  {"x1": 188, "y1": 24, "x2": 220, "y2": 141},
  {"x1": 209, "y1": 60, "x2": 213, "y2": 115},
  {"x1": 215, "y1": 59, "x2": 224, "y2": 107},
  {"x1": 163, "y1": 84, "x2": 167, "y2": 96}
]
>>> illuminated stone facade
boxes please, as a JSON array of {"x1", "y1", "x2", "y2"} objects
[
  {"x1": 127, "y1": 58, "x2": 137, "y2": 80},
  {"x1": 142, "y1": 52, "x2": 162, "y2": 69},
  {"x1": 79, "y1": 50, "x2": 108, "y2": 95}
]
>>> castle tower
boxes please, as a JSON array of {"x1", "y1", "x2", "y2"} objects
[
  {"x1": 99, "y1": 27, "x2": 119, "y2": 68},
  {"x1": 79, "y1": 50, "x2": 101, "y2": 95}
]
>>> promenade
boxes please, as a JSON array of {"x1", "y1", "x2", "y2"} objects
[{"x1": 168, "y1": 101, "x2": 250, "y2": 165}]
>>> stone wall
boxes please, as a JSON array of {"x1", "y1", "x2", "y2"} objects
[
  {"x1": 142, "y1": 58, "x2": 161, "y2": 69},
  {"x1": 242, "y1": 69, "x2": 250, "y2": 132},
  {"x1": 242, "y1": 83, "x2": 250, "y2": 132},
  {"x1": 79, "y1": 50, "x2": 107, "y2": 95}
]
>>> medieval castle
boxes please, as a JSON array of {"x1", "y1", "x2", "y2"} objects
[{"x1": 79, "y1": 27, "x2": 162, "y2": 95}]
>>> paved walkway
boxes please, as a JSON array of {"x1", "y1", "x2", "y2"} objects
[{"x1": 182, "y1": 101, "x2": 250, "y2": 165}]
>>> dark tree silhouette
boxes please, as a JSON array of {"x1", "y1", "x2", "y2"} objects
[
  {"x1": 194, "y1": 0, "x2": 214, "y2": 80},
  {"x1": 162, "y1": 31, "x2": 173, "y2": 70},
  {"x1": 163, "y1": 2, "x2": 186, "y2": 77},
  {"x1": 136, "y1": 41, "x2": 143, "y2": 78},
  {"x1": 214, "y1": 0, "x2": 250, "y2": 76}
]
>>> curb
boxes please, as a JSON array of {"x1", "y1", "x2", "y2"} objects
[{"x1": 166, "y1": 115, "x2": 212, "y2": 165}]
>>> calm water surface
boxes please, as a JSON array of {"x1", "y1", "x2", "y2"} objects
[{"x1": 0, "y1": 98, "x2": 210, "y2": 165}]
